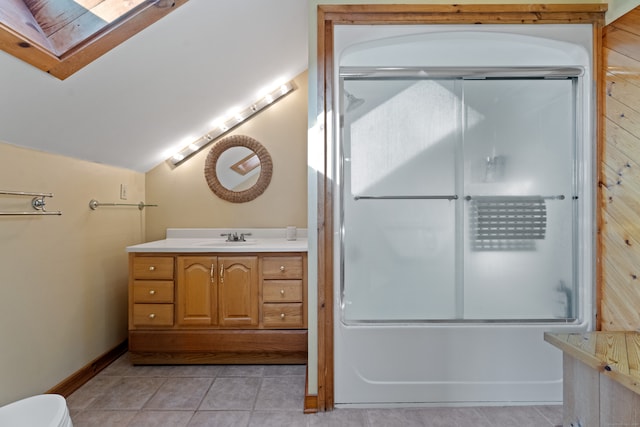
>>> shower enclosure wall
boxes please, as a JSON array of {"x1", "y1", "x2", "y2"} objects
[{"x1": 334, "y1": 25, "x2": 595, "y2": 405}]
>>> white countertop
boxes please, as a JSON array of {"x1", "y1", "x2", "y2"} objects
[{"x1": 126, "y1": 228, "x2": 308, "y2": 253}]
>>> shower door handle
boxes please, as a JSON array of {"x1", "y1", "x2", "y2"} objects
[{"x1": 353, "y1": 195, "x2": 458, "y2": 201}]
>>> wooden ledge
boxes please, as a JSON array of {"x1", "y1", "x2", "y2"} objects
[{"x1": 545, "y1": 331, "x2": 640, "y2": 395}]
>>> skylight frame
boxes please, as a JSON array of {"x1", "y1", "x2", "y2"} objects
[{"x1": 0, "y1": 0, "x2": 188, "y2": 80}]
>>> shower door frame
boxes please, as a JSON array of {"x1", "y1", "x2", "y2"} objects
[
  {"x1": 312, "y1": 3, "x2": 607, "y2": 412},
  {"x1": 339, "y1": 67, "x2": 583, "y2": 325}
]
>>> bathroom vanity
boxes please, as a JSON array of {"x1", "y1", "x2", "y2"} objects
[{"x1": 126, "y1": 228, "x2": 307, "y2": 365}]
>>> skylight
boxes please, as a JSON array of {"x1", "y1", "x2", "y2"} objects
[{"x1": 0, "y1": 0, "x2": 186, "y2": 79}]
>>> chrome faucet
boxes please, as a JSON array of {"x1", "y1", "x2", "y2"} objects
[
  {"x1": 221, "y1": 232, "x2": 238, "y2": 242},
  {"x1": 220, "y1": 232, "x2": 251, "y2": 242}
]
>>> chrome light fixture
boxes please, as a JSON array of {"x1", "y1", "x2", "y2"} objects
[{"x1": 169, "y1": 80, "x2": 296, "y2": 166}]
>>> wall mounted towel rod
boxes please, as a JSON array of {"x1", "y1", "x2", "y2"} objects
[
  {"x1": 465, "y1": 195, "x2": 565, "y2": 201},
  {"x1": 354, "y1": 195, "x2": 458, "y2": 200},
  {"x1": 0, "y1": 190, "x2": 53, "y2": 197},
  {"x1": 0, "y1": 190, "x2": 62, "y2": 216},
  {"x1": 89, "y1": 199, "x2": 158, "y2": 211}
]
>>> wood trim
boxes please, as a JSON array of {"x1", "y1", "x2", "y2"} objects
[
  {"x1": 316, "y1": 3, "x2": 607, "y2": 411},
  {"x1": 304, "y1": 364, "x2": 319, "y2": 413},
  {"x1": 129, "y1": 329, "x2": 308, "y2": 364},
  {"x1": 320, "y1": 3, "x2": 608, "y2": 24},
  {"x1": 594, "y1": 20, "x2": 605, "y2": 331},
  {"x1": 46, "y1": 340, "x2": 128, "y2": 398},
  {"x1": 0, "y1": 0, "x2": 189, "y2": 80}
]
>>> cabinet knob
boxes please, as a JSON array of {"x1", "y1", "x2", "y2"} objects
[
  {"x1": 149, "y1": 266, "x2": 156, "y2": 271},
  {"x1": 280, "y1": 289, "x2": 285, "y2": 295},
  {"x1": 149, "y1": 313, "x2": 156, "y2": 319},
  {"x1": 280, "y1": 265, "x2": 285, "y2": 272},
  {"x1": 280, "y1": 313, "x2": 286, "y2": 319},
  {"x1": 149, "y1": 290, "x2": 156, "y2": 295}
]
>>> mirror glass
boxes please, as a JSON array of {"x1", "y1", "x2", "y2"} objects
[
  {"x1": 204, "y1": 135, "x2": 273, "y2": 203},
  {"x1": 216, "y1": 146, "x2": 261, "y2": 191}
]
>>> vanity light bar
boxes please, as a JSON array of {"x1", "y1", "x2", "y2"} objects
[{"x1": 169, "y1": 80, "x2": 296, "y2": 166}]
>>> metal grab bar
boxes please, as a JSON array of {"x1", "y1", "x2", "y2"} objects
[
  {"x1": 354, "y1": 195, "x2": 458, "y2": 201},
  {"x1": 89, "y1": 199, "x2": 158, "y2": 211},
  {"x1": 0, "y1": 190, "x2": 62, "y2": 216}
]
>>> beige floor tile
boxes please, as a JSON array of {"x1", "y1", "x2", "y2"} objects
[
  {"x1": 248, "y1": 410, "x2": 310, "y2": 426},
  {"x1": 477, "y1": 405, "x2": 557, "y2": 427},
  {"x1": 144, "y1": 377, "x2": 213, "y2": 410},
  {"x1": 129, "y1": 410, "x2": 194, "y2": 426},
  {"x1": 366, "y1": 408, "x2": 426, "y2": 427},
  {"x1": 218, "y1": 365, "x2": 265, "y2": 377},
  {"x1": 66, "y1": 353, "x2": 565, "y2": 426},
  {"x1": 199, "y1": 377, "x2": 261, "y2": 410},
  {"x1": 188, "y1": 410, "x2": 251, "y2": 427},
  {"x1": 308, "y1": 408, "x2": 369, "y2": 427},
  {"x1": 71, "y1": 409, "x2": 137, "y2": 427},
  {"x1": 87, "y1": 377, "x2": 166, "y2": 410},
  {"x1": 254, "y1": 376, "x2": 305, "y2": 411}
]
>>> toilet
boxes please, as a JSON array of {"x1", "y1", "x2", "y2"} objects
[{"x1": 0, "y1": 394, "x2": 73, "y2": 427}]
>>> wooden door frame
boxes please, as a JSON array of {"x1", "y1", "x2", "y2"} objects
[{"x1": 315, "y1": 3, "x2": 607, "y2": 411}]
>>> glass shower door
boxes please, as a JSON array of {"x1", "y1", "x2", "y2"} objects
[
  {"x1": 340, "y1": 71, "x2": 579, "y2": 323},
  {"x1": 341, "y1": 78, "x2": 462, "y2": 322},
  {"x1": 462, "y1": 78, "x2": 577, "y2": 320}
]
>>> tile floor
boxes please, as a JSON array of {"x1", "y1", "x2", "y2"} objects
[{"x1": 67, "y1": 353, "x2": 563, "y2": 426}]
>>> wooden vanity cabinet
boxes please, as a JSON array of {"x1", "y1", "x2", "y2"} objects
[
  {"x1": 176, "y1": 256, "x2": 258, "y2": 327},
  {"x1": 128, "y1": 252, "x2": 307, "y2": 364},
  {"x1": 176, "y1": 256, "x2": 218, "y2": 326},
  {"x1": 129, "y1": 256, "x2": 174, "y2": 328},
  {"x1": 262, "y1": 256, "x2": 305, "y2": 328}
]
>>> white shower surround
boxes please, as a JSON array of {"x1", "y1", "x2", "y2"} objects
[{"x1": 333, "y1": 24, "x2": 595, "y2": 406}]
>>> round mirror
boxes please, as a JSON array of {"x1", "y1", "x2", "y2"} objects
[{"x1": 204, "y1": 135, "x2": 273, "y2": 203}]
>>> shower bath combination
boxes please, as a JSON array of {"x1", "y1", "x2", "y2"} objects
[{"x1": 333, "y1": 25, "x2": 595, "y2": 406}]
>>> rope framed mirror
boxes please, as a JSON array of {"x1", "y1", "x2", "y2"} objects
[{"x1": 204, "y1": 135, "x2": 273, "y2": 203}]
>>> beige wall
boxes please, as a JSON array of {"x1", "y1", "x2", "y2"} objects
[
  {"x1": 0, "y1": 142, "x2": 145, "y2": 405},
  {"x1": 145, "y1": 71, "x2": 308, "y2": 242}
]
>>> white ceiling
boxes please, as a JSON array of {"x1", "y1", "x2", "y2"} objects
[{"x1": 0, "y1": 0, "x2": 309, "y2": 172}]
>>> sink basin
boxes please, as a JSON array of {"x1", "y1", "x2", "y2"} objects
[{"x1": 194, "y1": 239, "x2": 257, "y2": 247}]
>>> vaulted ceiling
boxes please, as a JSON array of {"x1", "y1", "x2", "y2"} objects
[{"x1": 0, "y1": 0, "x2": 309, "y2": 172}]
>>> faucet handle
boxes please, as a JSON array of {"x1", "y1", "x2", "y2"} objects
[
  {"x1": 240, "y1": 232, "x2": 252, "y2": 241},
  {"x1": 220, "y1": 233, "x2": 233, "y2": 242}
]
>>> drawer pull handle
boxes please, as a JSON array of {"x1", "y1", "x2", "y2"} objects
[
  {"x1": 280, "y1": 289, "x2": 285, "y2": 295},
  {"x1": 149, "y1": 313, "x2": 156, "y2": 319},
  {"x1": 280, "y1": 313, "x2": 286, "y2": 319},
  {"x1": 149, "y1": 290, "x2": 156, "y2": 295},
  {"x1": 149, "y1": 266, "x2": 156, "y2": 271},
  {"x1": 280, "y1": 265, "x2": 285, "y2": 272}
]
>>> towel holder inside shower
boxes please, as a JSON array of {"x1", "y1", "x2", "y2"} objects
[
  {"x1": 0, "y1": 190, "x2": 62, "y2": 216},
  {"x1": 89, "y1": 199, "x2": 158, "y2": 210},
  {"x1": 464, "y1": 195, "x2": 565, "y2": 201}
]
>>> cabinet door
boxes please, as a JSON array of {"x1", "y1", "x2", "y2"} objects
[
  {"x1": 176, "y1": 256, "x2": 218, "y2": 326},
  {"x1": 218, "y1": 256, "x2": 258, "y2": 326}
]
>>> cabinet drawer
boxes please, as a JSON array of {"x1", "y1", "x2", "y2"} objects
[
  {"x1": 133, "y1": 256, "x2": 174, "y2": 280},
  {"x1": 263, "y1": 280, "x2": 302, "y2": 302},
  {"x1": 133, "y1": 304, "x2": 174, "y2": 327},
  {"x1": 262, "y1": 303, "x2": 303, "y2": 327},
  {"x1": 133, "y1": 281, "x2": 174, "y2": 303},
  {"x1": 262, "y1": 256, "x2": 303, "y2": 279}
]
